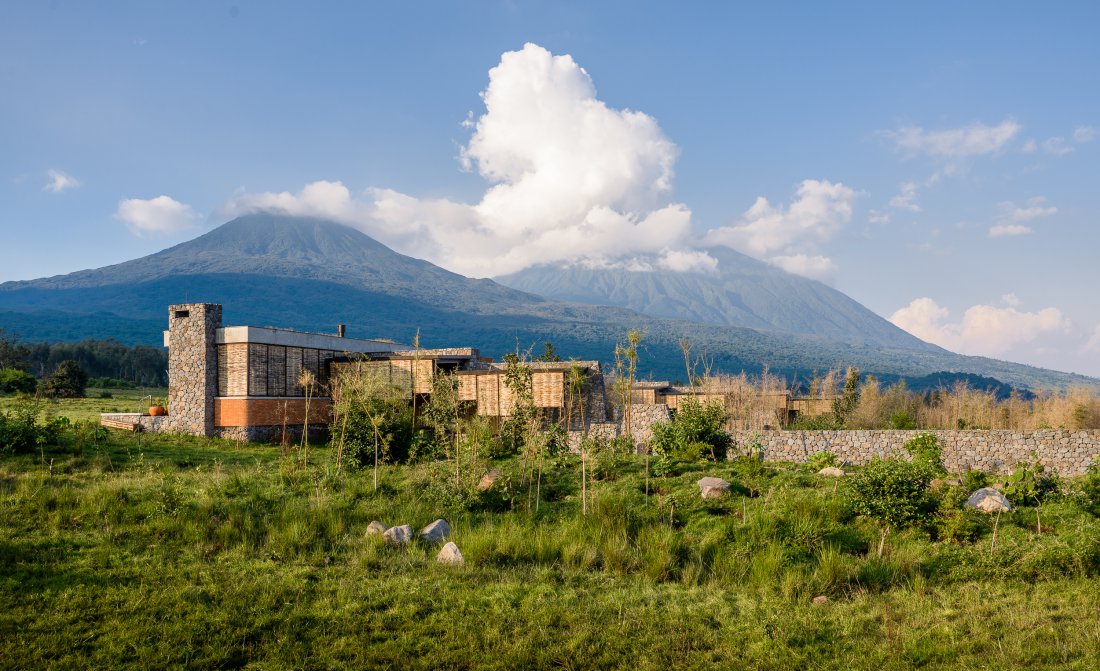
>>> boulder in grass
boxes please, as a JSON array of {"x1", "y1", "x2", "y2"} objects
[
  {"x1": 420, "y1": 519, "x2": 451, "y2": 543},
  {"x1": 818, "y1": 467, "x2": 846, "y2": 477},
  {"x1": 477, "y1": 469, "x2": 501, "y2": 492},
  {"x1": 812, "y1": 595, "x2": 829, "y2": 606},
  {"x1": 697, "y1": 476, "x2": 731, "y2": 499},
  {"x1": 437, "y1": 541, "x2": 465, "y2": 565},
  {"x1": 383, "y1": 524, "x2": 413, "y2": 545},
  {"x1": 965, "y1": 487, "x2": 1013, "y2": 513},
  {"x1": 365, "y1": 520, "x2": 389, "y2": 536}
]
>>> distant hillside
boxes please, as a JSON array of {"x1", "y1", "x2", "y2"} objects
[
  {"x1": 1, "y1": 213, "x2": 1096, "y2": 391},
  {"x1": 496, "y1": 247, "x2": 935, "y2": 351}
]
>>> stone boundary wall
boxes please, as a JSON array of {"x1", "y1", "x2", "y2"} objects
[{"x1": 729, "y1": 429, "x2": 1100, "y2": 476}]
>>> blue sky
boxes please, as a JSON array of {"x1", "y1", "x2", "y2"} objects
[{"x1": 2, "y1": 1, "x2": 1099, "y2": 377}]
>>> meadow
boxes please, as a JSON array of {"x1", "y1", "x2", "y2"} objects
[{"x1": 1, "y1": 394, "x2": 1100, "y2": 669}]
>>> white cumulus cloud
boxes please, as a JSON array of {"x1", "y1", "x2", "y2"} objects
[
  {"x1": 888, "y1": 181, "x2": 922, "y2": 212},
  {"x1": 116, "y1": 195, "x2": 199, "y2": 236},
  {"x1": 216, "y1": 43, "x2": 692, "y2": 277},
  {"x1": 704, "y1": 180, "x2": 856, "y2": 257},
  {"x1": 1074, "y1": 125, "x2": 1096, "y2": 143},
  {"x1": 890, "y1": 297, "x2": 1071, "y2": 357},
  {"x1": 880, "y1": 120, "x2": 1021, "y2": 157},
  {"x1": 44, "y1": 169, "x2": 80, "y2": 193}
]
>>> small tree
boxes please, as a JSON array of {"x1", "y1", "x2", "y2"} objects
[
  {"x1": 0, "y1": 368, "x2": 36, "y2": 394},
  {"x1": 332, "y1": 361, "x2": 408, "y2": 491},
  {"x1": 904, "y1": 432, "x2": 945, "y2": 474},
  {"x1": 40, "y1": 360, "x2": 88, "y2": 398},
  {"x1": 850, "y1": 457, "x2": 933, "y2": 557},
  {"x1": 1005, "y1": 458, "x2": 1057, "y2": 533}
]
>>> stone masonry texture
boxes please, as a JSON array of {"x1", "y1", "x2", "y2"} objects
[
  {"x1": 728, "y1": 429, "x2": 1100, "y2": 476},
  {"x1": 168, "y1": 303, "x2": 221, "y2": 437}
]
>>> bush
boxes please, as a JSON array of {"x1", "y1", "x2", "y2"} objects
[
  {"x1": 1082, "y1": 459, "x2": 1100, "y2": 514},
  {"x1": 0, "y1": 400, "x2": 44, "y2": 454},
  {"x1": 39, "y1": 360, "x2": 88, "y2": 398},
  {"x1": 808, "y1": 451, "x2": 838, "y2": 471},
  {"x1": 849, "y1": 457, "x2": 934, "y2": 556},
  {"x1": 904, "y1": 432, "x2": 945, "y2": 474},
  {"x1": 0, "y1": 368, "x2": 36, "y2": 394},
  {"x1": 963, "y1": 469, "x2": 990, "y2": 492},
  {"x1": 649, "y1": 399, "x2": 732, "y2": 475}
]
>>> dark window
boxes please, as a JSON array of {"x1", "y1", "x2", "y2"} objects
[{"x1": 174, "y1": 310, "x2": 190, "y2": 319}]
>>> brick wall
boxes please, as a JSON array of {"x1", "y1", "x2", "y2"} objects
[{"x1": 215, "y1": 398, "x2": 332, "y2": 427}]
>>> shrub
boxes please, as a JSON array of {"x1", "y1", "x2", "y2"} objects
[
  {"x1": 1082, "y1": 459, "x2": 1100, "y2": 514},
  {"x1": 0, "y1": 368, "x2": 36, "y2": 394},
  {"x1": 904, "y1": 432, "x2": 945, "y2": 474},
  {"x1": 808, "y1": 450, "x2": 838, "y2": 471},
  {"x1": 649, "y1": 399, "x2": 732, "y2": 475},
  {"x1": 0, "y1": 400, "x2": 44, "y2": 454},
  {"x1": 963, "y1": 469, "x2": 990, "y2": 492},
  {"x1": 849, "y1": 457, "x2": 934, "y2": 556},
  {"x1": 39, "y1": 360, "x2": 88, "y2": 398}
]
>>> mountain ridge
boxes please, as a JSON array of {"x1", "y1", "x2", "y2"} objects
[
  {"x1": 1, "y1": 213, "x2": 1095, "y2": 391},
  {"x1": 496, "y1": 246, "x2": 934, "y2": 351}
]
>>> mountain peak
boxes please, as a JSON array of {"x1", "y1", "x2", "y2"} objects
[{"x1": 496, "y1": 247, "x2": 937, "y2": 351}]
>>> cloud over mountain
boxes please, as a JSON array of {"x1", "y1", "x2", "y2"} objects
[{"x1": 215, "y1": 43, "x2": 852, "y2": 281}]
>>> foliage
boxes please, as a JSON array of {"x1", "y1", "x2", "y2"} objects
[
  {"x1": 649, "y1": 399, "x2": 731, "y2": 476},
  {"x1": 807, "y1": 450, "x2": 838, "y2": 471},
  {"x1": 831, "y1": 367, "x2": 861, "y2": 426},
  {"x1": 0, "y1": 367, "x2": 37, "y2": 394},
  {"x1": 903, "y1": 432, "x2": 945, "y2": 474},
  {"x1": 1004, "y1": 459, "x2": 1058, "y2": 509},
  {"x1": 849, "y1": 457, "x2": 934, "y2": 555},
  {"x1": 4, "y1": 406, "x2": 1100, "y2": 668},
  {"x1": 963, "y1": 469, "x2": 991, "y2": 492},
  {"x1": 0, "y1": 328, "x2": 31, "y2": 370},
  {"x1": 533, "y1": 341, "x2": 560, "y2": 362},
  {"x1": 0, "y1": 399, "x2": 44, "y2": 453},
  {"x1": 20, "y1": 337, "x2": 168, "y2": 386},
  {"x1": 39, "y1": 359, "x2": 89, "y2": 398},
  {"x1": 1082, "y1": 458, "x2": 1100, "y2": 514}
]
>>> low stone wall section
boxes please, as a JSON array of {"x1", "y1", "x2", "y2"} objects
[{"x1": 729, "y1": 429, "x2": 1100, "y2": 476}]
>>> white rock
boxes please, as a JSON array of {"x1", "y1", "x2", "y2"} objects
[
  {"x1": 365, "y1": 520, "x2": 388, "y2": 536},
  {"x1": 817, "y1": 467, "x2": 845, "y2": 477},
  {"x1": 965, "y1": 487, "x2": 1013, "y2": 513},
  {"x1": 437, "y1": 541, "x2": 465, "y2": 565},
  {"x1": 697, "y1": 476, "x2": 731, "y2": 499},
  {"x1": 420, "y1": 518, "x2": 451, "y2": 543},
  {"x1": 812, "y1": 595, "x2": 829, "y2": 605},
  {"x1": 383, "y1": 524, "x2": 412, "y2": 545}
]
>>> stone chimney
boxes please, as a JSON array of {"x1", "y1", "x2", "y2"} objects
[{"x1": 167, "y1": 303, "x2": 222, "y2": 436}]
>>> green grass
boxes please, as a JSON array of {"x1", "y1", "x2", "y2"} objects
[
  {"x1": 1, "y1": 413, "x2": 1099, "y2": 668},
  {"x1": 0, "y1": 387, "x2": 168, "y2": 424}
]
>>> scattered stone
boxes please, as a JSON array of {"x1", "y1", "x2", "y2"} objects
[
  {"x1": 383, "y1": 524, "x2": 412, "y2": 545},
  {"x1": 812, "y1": 595, "x2": 829, "y2": 606},
  {"x1": 477, "y1": 469, "x2": 501, "y2": 491},
  {"x1": 818, "y1": 466, "x2": 845, "y2": 477},
  {"x1": 437, "y1": 541, "x2": 465, "y2": 565},
  {"x1": 697, "y1": 476, "x2": 731, "y2": 499},
  {"x1": 365, "y1": 520, "x2": 389, "y2": 536},
  {"x1": 965, "y1": 487, "x2": 1013, "y2": 513},
  {"x1": 420, "y1": 519, "x2": 451, "y2": 543}
]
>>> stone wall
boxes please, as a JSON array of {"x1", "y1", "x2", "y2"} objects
[
  {"x1": 729, "y1": 429, "x2": 1100, "y2": 476},
  {"x1": 167, "y1": 303, "x2": 221, "y2": 437}
]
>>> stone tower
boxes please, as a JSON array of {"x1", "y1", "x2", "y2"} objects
[{"x1": 167, "y1": 303, "x2": 222, "y2": 436}]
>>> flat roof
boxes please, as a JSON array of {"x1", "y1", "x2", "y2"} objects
[{"x1": 212, "y1": 325, "x2": 409, "y2": 353}]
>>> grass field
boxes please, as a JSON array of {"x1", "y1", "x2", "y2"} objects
[{"x1": 1, "y1": 398, "x2": 1099, "y2": 669}]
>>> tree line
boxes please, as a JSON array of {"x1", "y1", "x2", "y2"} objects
[{"x1": 0, "y1": 329, "x2": 167, "y2": 389}]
